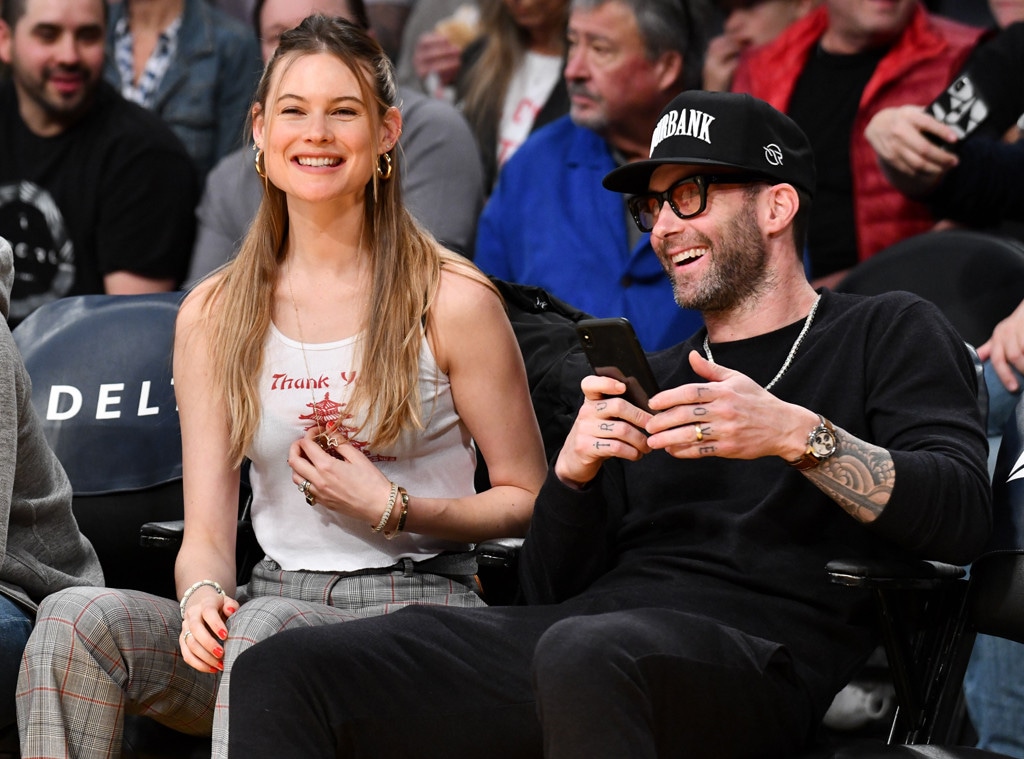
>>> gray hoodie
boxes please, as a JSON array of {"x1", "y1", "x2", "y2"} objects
[{"x1": 0, "y1": 238, "x2": 103, "y2": 613}]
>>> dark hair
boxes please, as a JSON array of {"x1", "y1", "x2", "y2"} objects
[
  {"x1": 251, "y1": 0, "x2": 371, "y2": 37},
  {"x1": 572, "y1": 0, "x2": 711, "y2": 91},
  {"x1": 0, "y1": 0, "x2": 25, "y2": 27},
  {"x1": 2, "y1": 0, "x2": 108, "y2": 28}
]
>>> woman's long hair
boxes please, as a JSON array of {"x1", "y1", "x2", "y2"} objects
[
  {"x1": 200, "y1": 14, "x2": 494, "y2": 467},
  {"x1": 458, "y1": 0, "x2": 527, "y2": 156}
]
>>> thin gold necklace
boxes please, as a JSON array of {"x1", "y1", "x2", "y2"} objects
[
  {"x1": 703, "y1": 293, "x2": 821, "y2": 391},
  {"x1": 287, "y1": 270, "x2": 342, "y2": 451}
]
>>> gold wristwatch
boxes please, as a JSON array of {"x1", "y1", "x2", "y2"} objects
[{"x1": 788, "y1": 414, "x2": 837, "y2": 471}]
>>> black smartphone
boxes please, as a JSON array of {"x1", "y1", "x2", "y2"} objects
[
  {"x1": 575, "y1": 317, "x2": 660, "y2": 413},
  {"x1": 925, "y1": 74, "x2": 989, "y2": 150}
]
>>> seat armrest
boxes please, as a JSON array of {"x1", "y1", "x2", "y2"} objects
[
  {"x1": 826, "y1": 558, "x2": 966, "y2": 590},
  {"x1": 474, "y1": 537, "x2": 524, "y2": 570},
  {"x1": 140, "y1": 519, "x2": 185, "y2": 550}
]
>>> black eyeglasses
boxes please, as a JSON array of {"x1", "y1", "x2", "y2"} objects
[{"x1": 626, "y1": 174, "x2": 769, "y2": 233}]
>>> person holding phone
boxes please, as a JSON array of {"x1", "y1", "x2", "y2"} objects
[
  {"x1": 224, "y1": 90, "x2": 991, "y2": 759},
  {"x1": 865, "y1": 19, "x2": 1024, "y2": 225}
]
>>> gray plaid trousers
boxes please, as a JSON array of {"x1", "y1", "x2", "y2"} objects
[{"x1": 16, "y1": 557, "x2": 484, "y2": 758}]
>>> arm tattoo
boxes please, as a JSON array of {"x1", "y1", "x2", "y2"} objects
[{"x1": 805, "y1": 429, "x2": 894, "y2": 523}]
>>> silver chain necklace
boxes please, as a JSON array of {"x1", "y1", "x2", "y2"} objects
[{"x1": 703, "y1": 293, "x2": 822, "y2": 391}]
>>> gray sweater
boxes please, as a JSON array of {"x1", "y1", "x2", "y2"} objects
[{"x1": 0, "y1": 238, "x2": 103, "y2": 613}]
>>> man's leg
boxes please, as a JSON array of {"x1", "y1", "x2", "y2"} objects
[
  {"x1": 532, "y1": 608, "x2": 817, "y2": 759},
  {"x1": 17, "y1": 587, "x2": 217, "y2": 759},
  {"x1": 228, "y1": 604, "x2": 550, "y2": 759}
]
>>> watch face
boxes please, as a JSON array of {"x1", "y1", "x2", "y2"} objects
[{"x1": 810, "y1": 427, "x2": 837, "y2": 457}]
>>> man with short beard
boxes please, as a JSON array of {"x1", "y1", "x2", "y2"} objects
[
  {"x1": 226, "y1": 91, "x2": 992, "y2": 759},
  {"x1": 0, "y1": 0, "x2": 198, "y2": 327},
  {"x1": 473, "y1": 0, "x2": 712, "y2": 351}
]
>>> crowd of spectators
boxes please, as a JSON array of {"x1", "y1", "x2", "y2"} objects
[{"x1": 1, "y1": 0, "x2": 1023, "y2": 755}]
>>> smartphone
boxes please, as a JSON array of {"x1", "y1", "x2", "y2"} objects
[
  {"x1": 575, "y1": 317, "x2": 660, "y2": 413},
  {"x1": 926, "y1": 74, "x2": 989, "y2": 150}
]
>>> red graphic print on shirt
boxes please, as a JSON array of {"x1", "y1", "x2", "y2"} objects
[{"x1": 298, "y1": 392, "x2": 396, "y2": 463}]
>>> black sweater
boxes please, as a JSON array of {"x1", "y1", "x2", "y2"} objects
[{"x1": 519, "y1": 289, "x2": 991, "y2": 711}]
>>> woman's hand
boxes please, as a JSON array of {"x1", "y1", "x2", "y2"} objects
[
  {"x1": 287, "y1": 426, "x2": 394, "y2": 529},
  {"x1": 179, "y1": 586, "x2": 239, "y2": 673}
]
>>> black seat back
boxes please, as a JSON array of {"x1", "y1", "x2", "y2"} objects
[
  {"x1": 13, "y1": 292, "x2": 186, "y2": 598},
  {"x1": 836, "y1": 230, "x2": 1024, "y2": 349}
]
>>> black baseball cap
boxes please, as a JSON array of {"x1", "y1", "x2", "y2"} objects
[{"x1": 603, "y1": 90, "x2": 816, "y2": 197}]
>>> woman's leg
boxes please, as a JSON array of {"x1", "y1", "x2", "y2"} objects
[
  {"x1": 17, "y1": 586, "x2": 218, "y2": 759},
  {"x1": 209, "y1": 562, "x2": 485, "y2": 759}
]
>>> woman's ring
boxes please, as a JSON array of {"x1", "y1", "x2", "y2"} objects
[
  {"x1": 694, "y1": 424, "x2": 703, "y2": 443},
  {"x1": 305, "y1": 491, "x2": 317, "y2": 506},
  {"x1": 183, "y1": 630, "x2": 193, "y2": 644},
  {"x1": 299, "y1": 479, "x2": 311, "y2": 495}
]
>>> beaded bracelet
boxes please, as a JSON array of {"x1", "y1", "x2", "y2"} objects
[
  {"x1": 372, "y1": 482, "x2": 400, "y2": 533},
  {"x1": 383, "y1": 487, "x2": 409, "y2": 540},
  {"x1": 179, "y1": 579, "x2": 225, "y2": 619}
]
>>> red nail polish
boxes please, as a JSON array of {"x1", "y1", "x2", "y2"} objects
[
  {"x1": 213, "y1": 646, "x2": 224, "y2": 658},
  {"x1": 219, "y1": 629, "x2": 228, "y2": 639}
]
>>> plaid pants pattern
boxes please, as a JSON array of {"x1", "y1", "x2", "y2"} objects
[{"x1": 17, "y1": 557, "x2": 484, "y2": 759}]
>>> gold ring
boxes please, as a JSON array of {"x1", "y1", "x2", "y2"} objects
[
  {"x1": 305, "y1": 492, "x2": 317, "y2": 506},
  {"x1": 694, "y1": 424, "x2": 703, "y2": 442}
]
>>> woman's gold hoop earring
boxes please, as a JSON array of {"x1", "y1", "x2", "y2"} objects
[
  {"x1": 254, "y1": 149, "x2": 267, "y2": 179},
  {"x1": 377, "y1": 152, "x2": 393, "y2": 181}
]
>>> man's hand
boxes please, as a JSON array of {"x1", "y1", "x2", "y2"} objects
[
  {"x1": 979, "y1": 299, "x2": 1024, "y2": 393},
  {"x1": 553, "y1": 375, "x2": 653, "y2": 489},
  {"x1": 702, "y1": 34, "x2": 743, "y2": 93},
  {"x1": 644, "y1": 351, "x2": 815, "y2": 462},
  {"x1": 865, "y1": 105, "x2": 960, "y2": 197}
]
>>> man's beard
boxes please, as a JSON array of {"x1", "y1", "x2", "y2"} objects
[
  {"x1": 659, "y1": 199, "x2": 773, "y2": 314},
  {"x1": 27, "y1": 65, "x2": 96, "y2": 128},
  {"x1": 567, "y1": 82, "x2": 607, "y2": 133}
]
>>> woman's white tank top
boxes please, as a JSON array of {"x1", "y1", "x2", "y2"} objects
[{"x1": 248, "y1": 324, "x2": 476, "y2": 572}]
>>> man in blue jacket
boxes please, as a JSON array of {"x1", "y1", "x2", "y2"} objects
[{"x1": 474, "y1": 0, "x2": 710, "y2": 351}]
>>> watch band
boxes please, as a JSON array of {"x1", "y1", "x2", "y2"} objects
[{"x1": 788, "y1": 414, "x2": 836, "y2": 471}]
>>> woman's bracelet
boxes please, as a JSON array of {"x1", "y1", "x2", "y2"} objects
[
  {"x1": 179, "y1": 579, "x2": 225, "y2": 619},
  {"x1": 383, "y1": 487, "x2": 409, "y2": 540},
  {"x1": 372, "y1": 482, "x2": 400, "y2": 533}
]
